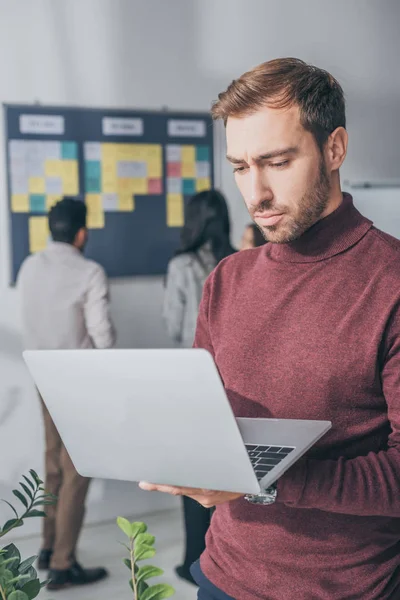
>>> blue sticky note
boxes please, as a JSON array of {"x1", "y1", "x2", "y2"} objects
[
  {"x1": 85, "y1": 176, "x2": 101, "y2": 193},
  {"x1": 85, "y1": 160, "x2": 101, "y2": 179},
  {"x1": 62, "y1": 142, "x2": 77, "y2": 160},
  {"x1": 196, "y1": 146, "x2": 209, "y2": 161},
  {"x1": 183, "y1": 178, "x2": 196, "y2": 195},
  {"x1": 30, "y1": 194, "x2": 46, "y2": 213}
]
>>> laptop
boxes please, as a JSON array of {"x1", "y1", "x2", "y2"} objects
[{"x1": 23, "y1": 349, "x2": 331, "y2": 495}]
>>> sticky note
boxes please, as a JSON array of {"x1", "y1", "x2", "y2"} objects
[
  {"x1": 30, "y1": 194, "x2": 47, "y2": 213},
  {"x1": 101, "y1": 160, "x2": 117, "y2": 193},
  {"x1": 102, "y1": 193, "x2": 119, "y2": 212},
  {"x1": 167, "y1": 193, "x2": 184, "y2": 227},
  {"x1": 29, "y1": 216, "x2": 49, "y2": 253},
  {"x1": 11, "y1": 194, "x2": 29, "y2": 213},
  {"x1": 167, "y1": 177, "x2": 182, "y2": 194},
  {"x1": 62, "y1": 141, "x2": 77, "y2": 160},
  {"x1": 116, "y1": 144, "x2": 139, "y2": 160},
  {"x1": 181, "y1": 162, "x2": 196, "y2": 178},
  {"x1": 148, "y1": 178, "x2": 163, "y2": 195},
  {"x1": 118, "y1": 178, "x2": 147, "y2": 195},
  {"x1": 145, "y1": 145, "x2": 162, "y2": 160},
  {"x1": 147, "y1": 158, "x2": 162, "y2": 178},
  {"x1": 183, "y1": 179, "x2": 196, "y2": 195},
  {"x1": 117, "y1": 161, "x2": 147, "y2": 179},
  {"x1": 167, "y1": 145, "x2": 181, "y2": 163},
  {"x1": 196, "y1": 161, "x2": 211, "y2": 179},
  {"x1": 167, "y1": 163, "x2": 181, "y2": 178},
  {"x1": 118, "y1": 193, "x2": 135, "y2": 212},
  {"x1": 46, "y1": 177, "x2": 63, "y2": 195},
  {"x1": 84, "y1": 142, "x2": 102, "y2": 161},
  {"x1": 85, "y1": 194, "x2": 104, "y2": 229},
  {"x1": 196, "y1": 146, "x2": 210, "y2": 161},
  {"x1": 29, "y1": 177, "x2": 45, "y2": 194},
  {"x1": 196, "y1": 178, "x2": 211, "y2": 192},
  {"x1": 85, "y1": 160, "x2": 101, "y2": 179},
  {"x1": 46, "y1": 195, "x2": 61, "y2": 212},
  {"x1": 102, "y1": 143, "x2": 118, "y2": 160},
  {"x1": 45, "y1": 159, "x2": 63, "y2": 178},
  {"x1": 181, "y1": 145, "x2": 196, "y2": 164}
]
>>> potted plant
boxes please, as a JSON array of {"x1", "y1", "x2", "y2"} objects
[
  {"x1": 0, "y1": 470, "x2": 55, "y2": 599},
  {"x1": 117, "y1": 517, "x2": 175, "y2": 600}
]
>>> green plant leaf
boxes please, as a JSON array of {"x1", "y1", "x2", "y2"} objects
[
  {"x1": 2, "y1": 545, "x2": 21, "y2": 567},
  {"x1": 16, "y1": 567, "x2": 37, "y2": 589},
  {"x1": 123, "y1": 557, "x2": 131, "y2": 570},
  {"x1": 131, "y1": 522, "x2": 147, "y2": 538},
  {"x1": 19, "y1": 484, "x2": 33, "y2": 502},
  {"x1": 141, "y1": 583, "x2": 175, "y2": 600},
  {"x1": 137, "y1": 565, "x2": 164, "y2": 583},
  {"x1": 1, "y1": 519, "x2": 23, "y2": 535},
  {"x1": 135, "y1": 544, "x2": 156, "y2": 561},
  {"x1": 7, "y1": 574, "x2": 30, "y2": 586},
  {"x1": 25, "y1": 510, "x2": 46, "y2": 519},
  {"x1": 28, "y1": 471, "x2": 42, "y2": 486},
  {"x1": 117, "y1": 516, "x2": 134, "y2": 538},
  {"x1": 0, "y1": 567, "x2": 14, "y2": 589},
  {"x1": 22, "y1": 476, "x2": 35, "y2": 492},
  {"x1": 39, "y1": 579, "x2": 50, "y2": 588},
  {"x1": 18, "y1": 557, "x2": 37, "y2": 574},
  {"x1": 136, "y1": 533, "x2": 155, "y2": 547},
  {"x1": 12, "y1": 490, "x2": 28, "y2": 509},
  {"x1": 137, "y1": 580, "x2": 149, "y2": 596},
  {"x1": 2, "y1": 500, "x2": 19, "y2": 519},
  {"x1": 8, "y1": 591, "x2": 30, "y2": 600},
  {"x1": 20, "y1": 578, "x2": 41, "y2": 599}
]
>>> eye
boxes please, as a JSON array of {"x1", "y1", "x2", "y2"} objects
[
  {"x1": 271, "y1": 160, "x2": 289, "y2": 169},
  {"x1": 233, "y1": 166, "x2": 248, "y2": 174}
]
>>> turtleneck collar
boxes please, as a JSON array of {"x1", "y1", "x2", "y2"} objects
[{"x1": 266, "y1": 193, "x2": 373, "y2": 263}]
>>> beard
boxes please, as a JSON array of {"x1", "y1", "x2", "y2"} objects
[{"x1": 254, "y1": 159, "x2": 331, "y2": 244}]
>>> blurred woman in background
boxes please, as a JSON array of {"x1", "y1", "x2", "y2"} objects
[
  {"x1": 163, "y1": 189, "x2": 235, "y2": 584},
  {"x1": 240, "y1": 222, "x2": 267, "y2": 250}
]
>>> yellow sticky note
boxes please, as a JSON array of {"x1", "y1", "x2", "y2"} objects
[
  {"x1": 29, "y1": 177, "x2": 45, "y2": 194},
  {"x1": 182, "y1": 163, "x2": 196, "y2": 178},
  {"x1": 181, "y1": 145, "x2": 196, "y2": 164},
  {"x1": 167, "y1": 193, "x2": 184, "y2": 227},
  {"x1": 46, "y1": 195, "x2": 61, "y2": 212},
  {"x1": 141, "y1": 144, "x2": 162, "y2": 161},
  {"x1": 45, "y1": 159, "x2": 63, "y2": 178},
  {"x1": 118, "y1": 178, "x2": 148, "y2": 195},
  {"x1": 101, "y1": 160, "x2": 117, "y2": 193},
  {"x1": 147, "y1": 158, "x2": 162, "y2": 178},
  {"x1": 11, "y1": 194, "x2": 29, "y2": 213},
  {"x1": 118, "y1": 193, "x2": 135, "y2": 212},
  {"x1": 102, "y1": 143, "x2": 118, "y2": 159},
  {"x1": 86, "y1": 194, "x2": 105, "y2": 229},
  {"x1": 196, "y1": 177, "x2": 211, "y2": 192},
  {"x1": 116, "y1": 144, "x2": 139, "y2": 160},
  {"x1": 61, "y1": 160, "x2": 79, "y2": 195},
  {"x1": 29, "y1": 216, "x2": 49, "y2": 254}
]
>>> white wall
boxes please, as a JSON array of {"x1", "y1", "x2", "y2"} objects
[{"x1": 0, "y1": 0, "x2": 399, "y2": 533}]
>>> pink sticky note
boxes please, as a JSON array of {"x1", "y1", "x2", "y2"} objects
[
  {"x1": 167, "y1": 162, "x2": 181, "y2": 177},
  {"x1": 148, "y1": 178, "x2": 163, "y2": 194}
]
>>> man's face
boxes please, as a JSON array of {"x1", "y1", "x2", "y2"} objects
[{"x1": 226, "y1": 105, "x2": 331, "y2": 244}]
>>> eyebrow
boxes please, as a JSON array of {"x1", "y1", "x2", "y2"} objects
[{"x1": 226, "y1": 146, "x2": 299, "y2": 164}]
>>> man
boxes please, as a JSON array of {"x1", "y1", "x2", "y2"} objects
[
  {"x1": 140, "y1": 58, "x2": 400, "y2": 599},
  {"x1": 18, "y1": 197, "x2": 115, "y2": 590}
]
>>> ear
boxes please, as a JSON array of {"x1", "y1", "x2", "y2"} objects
[
  {"x1": 74, "y1": 227, "x2": 87, "y2": 248},
  {"x1": 325, "y1": 127, "x2": 348, "y2": 172}
]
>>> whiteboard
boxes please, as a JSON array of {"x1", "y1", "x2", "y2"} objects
[{"x1": 348, "y1": 187, "x2": 400, "y2": 240}]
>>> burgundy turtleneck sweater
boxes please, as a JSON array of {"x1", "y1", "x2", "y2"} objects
[{"x1": 194, "y1": 194, "x2": 400, "y2": 600}]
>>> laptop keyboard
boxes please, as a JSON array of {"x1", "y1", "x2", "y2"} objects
[{"x1": 245, "y1": 444, "x2": 295, "y2": 481}]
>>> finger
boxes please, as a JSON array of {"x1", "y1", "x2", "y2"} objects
[{"x1": 139, "y1": 482, "x2": 186, "y2": 496}]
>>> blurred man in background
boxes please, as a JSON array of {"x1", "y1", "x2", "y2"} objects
[{"x1": 18, "y1": 197, "x2": 115, "y2": 590}]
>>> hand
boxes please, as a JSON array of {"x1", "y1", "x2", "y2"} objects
[{"x1": 138, "y1": 482, "x2": 243, "y2": 508}]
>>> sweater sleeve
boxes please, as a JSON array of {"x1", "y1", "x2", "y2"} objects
[
  {"x1": 193, "y1": 274, "x2": 215, "y2": 356},
  {"x1": 278, "y1": 305, "x2": 400, "y2": 517}
]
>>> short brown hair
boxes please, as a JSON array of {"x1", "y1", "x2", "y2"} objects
[{"x1": 211, "y1": 58, "x2": 346, "y2": 149}]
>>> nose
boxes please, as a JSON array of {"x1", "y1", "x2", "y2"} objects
[{"x1": 250, "y1": 166, "x2": 273, "y2": 208}]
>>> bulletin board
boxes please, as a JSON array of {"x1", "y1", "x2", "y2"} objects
[{"x1": 4, "y1": 104, "x2": 214, "y2": 282}]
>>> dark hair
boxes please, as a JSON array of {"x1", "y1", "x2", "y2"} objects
[
  {"x1": 212, "y1": 57, "x2": 346, "y2": 150},
  {"x1": 248, "y1": 223, "x2": 267, "y2": 247},
  {"x1": 49, "y1": 197, "x2": 87, "y2": 244},
  {"x1": 175, "y1": 189, "x2": 235, "y2": 264}
]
